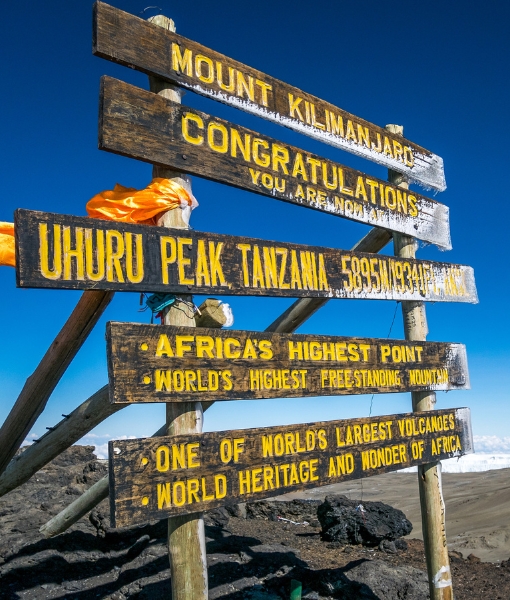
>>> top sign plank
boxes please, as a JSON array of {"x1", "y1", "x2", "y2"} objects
[{"x1": 93, "y1": 2, "x2": 446, "y2": 191}]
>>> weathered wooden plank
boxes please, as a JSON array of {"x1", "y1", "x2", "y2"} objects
[
  {"x1": 0, "y1": 386, "x2": 123, "y2": 498},
  {"x1": 109, "y1": 407, "x2": 473, "y2": 527},
  {"x1": 107, "y1": 323, "x2": 470, "y2": 404},
  {"x1": 98, "y1": 77, "x2": 451, "y2": 249},
  {"x1": 15, "y1": 209, "x2": 476, "y2": 303},
  {"x1": 0, "y1": 290, "x2": 114, "y2": 478},
  {"x1": 93, "y1": 2, "x2": 446, "y2": 191}
]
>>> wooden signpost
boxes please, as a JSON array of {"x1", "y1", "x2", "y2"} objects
[
  {"x1": 99, "y1": 77, "x2": 452, "y2": 249},
  {"x1": 106, "y1": 323, "x2": 470, "y2": 404},
  {"x1": 0, "y1": 6, "x2": 475, "y2": 600},
  {"x1": 15, "y1": 209, "x2": 477, "y2": 303},
  {"x1": 93, "y1": 2, "x2": 446, "y2": 192},
  {"x1": 108, "y1": 408, "x2": 473, "y2": 527}
]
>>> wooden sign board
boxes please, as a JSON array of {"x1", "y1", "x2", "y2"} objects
[
  {"x1": 93, "y1": 2, "x2": 446, "y2": 192},
  {"x1": 106, "y1": 323, "x2": 470, "y2": 404},
  {"x1": 108, "y1": 408, "x2": 473, "y2": 527},
  {"x1": 99, "y1": 77, "x2": 452, "y2": 250},
  {"x1": 15, "y1": 210, "x2": 477, "y2": 304}
]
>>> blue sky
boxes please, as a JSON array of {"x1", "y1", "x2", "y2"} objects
[{"x1": 1, "y1": 0, "x2": 508, "y2": 450}]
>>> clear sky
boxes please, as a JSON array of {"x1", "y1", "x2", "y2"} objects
[{"x1": 1, "y1": 0, "x2": 508, "y2": 452}]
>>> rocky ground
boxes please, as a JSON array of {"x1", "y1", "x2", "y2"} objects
[{"x1": 0, "y1": 446, "x2": 509, "y2": 599}]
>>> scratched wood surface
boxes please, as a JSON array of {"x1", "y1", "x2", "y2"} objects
[
  {"x1": 15, "y1": 209, "x2": 477, "y2": 303},
  {"x1": 98, "y1": 77, "x2": 451, "y2": 249},
  {"x1": 108, "y1": 407, "x2": 473, "y2": 527},
  {"x1": 93, "y1": 2, "x2": 446, "y2": 192},
  {"x1": 106, "y1": 323, "x2": 470, "y2": 404}
]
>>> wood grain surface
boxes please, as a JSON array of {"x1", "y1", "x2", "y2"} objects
[
  {"x1": 106, "y1": 323, "x2": 470, "y2": 404},
  {"x1": 98, "y1": 77, "x2": 451, "y2": 249},
  {"x1": 93, "y1": 2, "x2": 446, "y2": 191},
  {"x1": 15, "y1": 210, "x2": 476, "y2": 303},
  {"x1": 108, "y1": 407, "x2": 473, "y2": 526}
]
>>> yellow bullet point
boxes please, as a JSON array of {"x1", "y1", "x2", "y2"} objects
[
  {"x1": 143, "y1": 376, "x2": 151, "y2": 385},
  {"x1": 141, "y1": 457, "x2": 148, "y2": 466},
  {"x1": 140, "y1": 343, "x2": 148, "y2": 351},
  {"x1": 142, "y1": 497, "x2": 149, "y2": 506}
]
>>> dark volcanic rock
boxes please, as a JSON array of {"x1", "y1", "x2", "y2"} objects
[
  {"x1": 245, "y1": 499, "x2": 321, "y2": 523},
  {"x1": 204, "y1": 507, "x2": 230, "y2": 528},
  {"x1": 225, "y1": 503, "x2": 247, "y2": 518},
  {"x1": 0, "y1": 445, "x2": 108, "y2": 560},
  {"x1": 317, "y1": 494, "x2": 412, "y2": 546},
  {"x1": 344, "y1": 560, "x2": 428, "y2": 599}
]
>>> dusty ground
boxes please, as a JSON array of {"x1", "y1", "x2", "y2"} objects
[
  {"x1": 0, "y1": 446, "x2": 509, "y2": 599},
  {"x1": 284, "y1": 467, "x2": 510, "y2": 562}
]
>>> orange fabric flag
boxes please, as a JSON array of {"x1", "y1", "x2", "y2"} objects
[
  {"x1": 1, "y1": 179, "x2": 196, "y2": 267},
  {"x1": 86, "y1": 178, "x2": 198, "y2": 225},
  {"x1": 0, "y1": 222, "x2": 15, "y2": 267}
]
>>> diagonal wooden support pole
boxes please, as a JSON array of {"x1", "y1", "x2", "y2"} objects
[
  {"x1": 37, "y1": 225, "x2": 391, "y2": 536},
  {"x1": 0, "y1": 385, "x2": 120, "y2": 497},
  {"x1": 388, "y1": 124, "x2": 453, "y2": 600},
  {"x1": 40, "y1": 423, "x2": 167, "y2": 538},
  {"x1": 0, "y1": 290, "x2": 114, "y2": 477},
  {"x1": 265, "y1": 227, "x2": 392, "y2": 333}
]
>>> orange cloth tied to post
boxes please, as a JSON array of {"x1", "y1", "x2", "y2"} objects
[
  {"x1": 86, "y1": 178, "x2": 198, "y2": 225},
  {"x1": 0, "y1": 222, "x2": 15, "y2": 267},
  {"x1": 0, "y1": 178, "x2": 196, "y2": 267}
]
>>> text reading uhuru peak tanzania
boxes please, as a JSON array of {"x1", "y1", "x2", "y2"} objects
[{"x1": 15, "y1": 210, "x2": 477, "y2": 303}]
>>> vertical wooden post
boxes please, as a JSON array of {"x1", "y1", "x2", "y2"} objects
[
  {"x1": 388, "y1": 124, "x2": 453, "y2": 600},
  {"x1": 147, "y1": 14, "x2": 207, "y2": 600}
]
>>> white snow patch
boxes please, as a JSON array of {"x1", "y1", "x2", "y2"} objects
[
  {"x1": 399, "y1": 435, "x2": 510, "y2": 473},
  {"x1": 401, "y1": 453, "x2": 510, "y2": 473}
]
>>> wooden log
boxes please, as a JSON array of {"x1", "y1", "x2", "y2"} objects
[
  {"x1": 40, "y1": 476, "x2": 109, "y2": 538},
  {"x1": 389, "y1": 124, "x2": 454, "y2": 600},
  {"x1": 195, "y1": 299, "x2": 232, "y2": 329},
  {"x1": 0, "y1": 386, "x2": 118, "y2": 497},
  {"x1": 147, "y1": 14, "x2": 208, "y2": 600},
  {"x1": 37, "y1": 226, "x2": 390, "y2": 532},
  {"x1": 0, "y1": 290, "x2": 114, "y2": 478},
  {"x1": 40, "y1": 423, "x2": 167, "y2": 538},
  {"x1": 93, "y1": 2, "x2": 446, "y2": 191}
]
